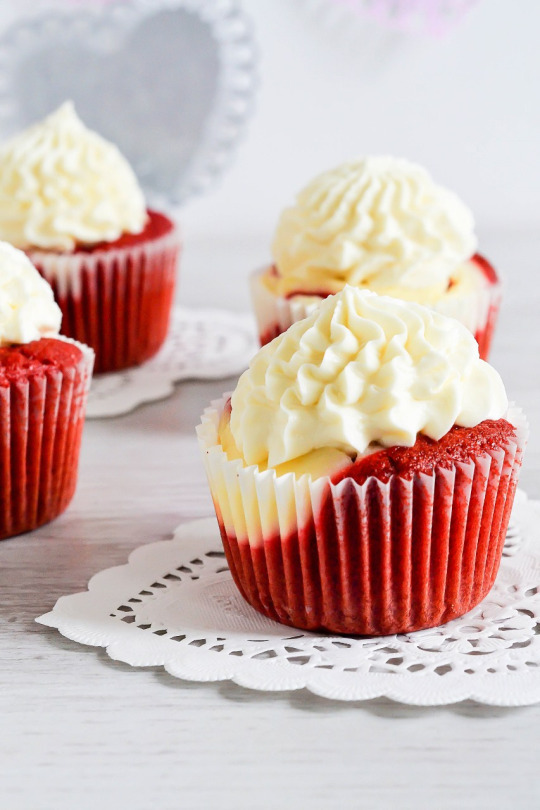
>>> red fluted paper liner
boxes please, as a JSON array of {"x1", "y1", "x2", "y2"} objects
[
  {"x1": 28, "y1": 217, "x2": 181, "y2": 374},
  {"x1": 251, "y1": 256, "x2": 502, "y2": 360},
  {"x1": 197, "y1": 395, "x2": 527, "y2": 636},
  {"x1": 434, "y1": 255, "x2": 501, "y2": 362},
  {"x1": 0, "y1": 339, "x2": 94, "y2": 541}
]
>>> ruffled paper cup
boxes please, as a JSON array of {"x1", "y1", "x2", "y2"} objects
[
  {"x1": 28, "y1": 211, "x2": 181, "y2": 374},
  {"x1": 197, "y1": 394, "x2": 527, "y2": 636},
  {"x1": 0, "y1": 338, "x2": 94, "y2": 541},
  {"x1": 250, "y1": 268, "x2": 321, "y2": 347},
  {"x1": 251, "y1": 255, "x2": 502, "y2": 360},
  {"x1": 434, "y1": 255, "x2": 501, "y2": 361}
]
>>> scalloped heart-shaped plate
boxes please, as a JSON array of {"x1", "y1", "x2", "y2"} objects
[{"x1": 0, "y1": 0, "x2": 257, "y2": 207}]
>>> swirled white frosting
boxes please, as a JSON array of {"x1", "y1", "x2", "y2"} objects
[
  {"x1": 271, "y1": 156, "x2": 477, "y2": 300},
  {"x1": 230, "y1": 287, "x2": 507, "y2": 468},
  {"x1": 0, "y1": 242, "x2": 61, "y2": 345},
  {"x1": 0, "y1": 101, "x2": 147, "y2": 251}
]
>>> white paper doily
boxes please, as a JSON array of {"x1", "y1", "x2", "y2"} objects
[
  {"x1": 37, "y1": 489, "x2": 540, "y2": 705},
  {"x1": 86, "y1": 307, "x2": 257, "y2": 418}
]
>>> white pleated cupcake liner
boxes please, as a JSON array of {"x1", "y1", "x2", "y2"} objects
[{"x1": 250, "y1": 266, "x2": 502, "y2": 359}]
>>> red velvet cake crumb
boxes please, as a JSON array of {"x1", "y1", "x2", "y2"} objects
[
  {"x1": 0, "y1": 338, "x2": 84, "y2": 385},
  {"x1": 64, "y1": 210, "x2": 174, "y2": 254},
  {"x1": 285, "y1": 286, "x2": 328, "y2": 302},
  {"x1": 332, "y1": 419, "x2": 516, "y2": 485}
]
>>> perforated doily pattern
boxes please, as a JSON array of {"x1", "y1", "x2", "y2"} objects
[
  {"x1": 38, "y1": 489, "x2": 540, "y2": 704},
  {"x1": 86, "y1": 307, "x2": 257, "y2": 417}
]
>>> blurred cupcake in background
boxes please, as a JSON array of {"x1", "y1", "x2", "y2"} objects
[
  {"x1": 251, "y1": 156, "x2": 500, "y2": 359},
  {"x1": 0, "y1": 241, "x2": 93, "y2": 540},
  {"x1": 0, "y1": 102, "x2": 181, "y2": 373},
  {"x1": 199, "y1": 287, "x2": 525, "y2": 636}
]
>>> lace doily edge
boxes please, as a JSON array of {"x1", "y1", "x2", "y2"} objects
[
  {"x1": 87, "y1": 364, "x2": 247, "y2": 419},
  {"x1": 36, "y1": 493, "x2": 540, "y2": 706},
  {"x1": 86, "y1": 307, "x2": 258, "y2": 418},
  {"x1": 35, "y1": 611, "x2": 540, "y2": 705}
]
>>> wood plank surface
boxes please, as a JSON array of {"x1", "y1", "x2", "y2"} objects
[{"x1": 1, "y1": 230, "x2": 539, "y2": 810}]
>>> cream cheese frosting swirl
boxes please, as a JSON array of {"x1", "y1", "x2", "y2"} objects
[
  {"x1": 230, "y1": 287, "x2": 507, "y2": 468},
  {"x1": 271, "y1": 156, "x2": 477, "y2": 299},
  {"x1": 0, "y1": 101, "x2": 147, "y2": 251},
  {"x1": 0, "y1": 241, "x2": 61, "y2": 345}
]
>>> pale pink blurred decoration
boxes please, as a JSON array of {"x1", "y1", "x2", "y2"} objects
[
  {"x1": 330, "y1": 0, "x2": 479, "y2": 35},
  {"x1": 47, "y1": 0, "x2": 119, "y2": 6},
  {"x1": 13, "y1": 0, "x2": 120, "y2": 10}
]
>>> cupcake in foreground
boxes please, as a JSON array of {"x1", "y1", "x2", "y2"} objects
[
  {"x1": 198, "y1": 287, "x2": 526, "y2": 636},
  {"x1": 0, "y1": 242, "x2": 94, "y2": 540},
  {"x1": 252, "y1": 156, "x2": 500, "y2": 360},
  {"x1": 0, "y1": 102, "x2": 180, "y2": 373}
]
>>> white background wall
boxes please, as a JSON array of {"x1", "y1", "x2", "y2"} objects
[
  {"x1": 182, "y1": 0, "x2": 540, "y2": 239},
  {"x1": 0, "y1": 0, "x2": 537, "y2": 310}
]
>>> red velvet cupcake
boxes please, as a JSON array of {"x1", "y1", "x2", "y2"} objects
[
  {"x1": 251, "y1": 157, "x2": 501, "y2": 360},
  {"x1": 29, "y1": 209, "x2": 179, "y2": 373},
  {"x1": 0, "y1": 243, "x2": 93, "y2": 540},
  {"x1": 0, "y1": 102, "x2": 180, "y2": 374},
  {"x1": 198, "y1": 288, "x2": 526, "y2": 636}
]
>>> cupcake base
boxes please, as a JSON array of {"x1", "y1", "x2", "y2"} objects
[
  {"x1": 198, "y1": 398, "x2": 526, "y2": 637},
  {"x1": 29, "y1": 210, "x2": 181, "y2": 374},
  {"x1": 219, "y1": 458, "x2": 517, "y2": 635},
  {"x1": 0, "y1": 338, "x2": 93, "y2": 540}
]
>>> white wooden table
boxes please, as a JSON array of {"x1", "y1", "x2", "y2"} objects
[{"x1": 1, "y1": 232, "x2": 539, "y2": 810}]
